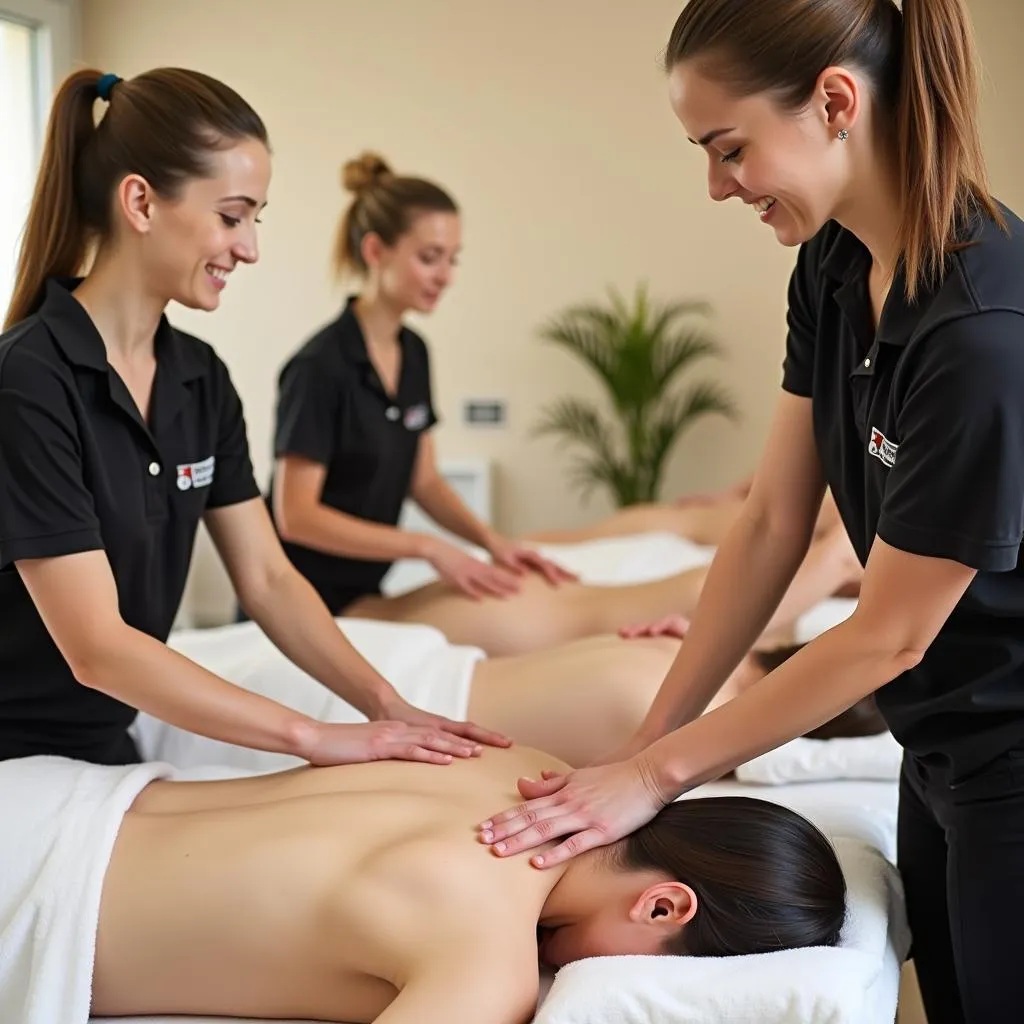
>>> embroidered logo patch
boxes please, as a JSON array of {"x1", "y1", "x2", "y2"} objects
[
  {"x1": 176, "y1": 455, "x2": 216, "y2": 491},
  {"x1": 867, "y1": 427, "x2": 898, "y2": 469},
  {"x1": 403, "y1": 403, "x2": 430, "y2": 431}
]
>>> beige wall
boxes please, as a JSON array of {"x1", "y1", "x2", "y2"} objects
[{"x1": 79, "y1": 0, "x2": 1024, "y2": 623}]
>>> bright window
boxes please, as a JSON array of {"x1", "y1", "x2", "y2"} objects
[
  {"x1": 0, "y1": 0, "x2": 72, "y2": 325},
  {"x1": 0, "y1": 15, "x2": 38, "y2": 322}
]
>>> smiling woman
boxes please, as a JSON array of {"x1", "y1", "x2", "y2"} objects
[{"x1": 0, "y1": 68, "x2": 506, "y2": 770}]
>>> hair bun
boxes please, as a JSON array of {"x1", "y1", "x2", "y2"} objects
[{"x1": 342, "y1": 151, "x2": 392, "y2": 195}]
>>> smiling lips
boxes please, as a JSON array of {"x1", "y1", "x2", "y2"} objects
[
  {"x1": 754, "y1": 196, "x2": 778, "y2": 218},
  {"x1": 206, "y1": 265, "x2": 231, "y2": 290}
]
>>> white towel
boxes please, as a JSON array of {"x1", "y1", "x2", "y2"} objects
[
  {"x1": 134, "y1": 617, "x2": 485, "y2": 773},
  {"x1": 0, "y1": 756, "x2": 172, "y2": 1024},
  {"x1": 735, "y1": 731, "x2": 903, "y2": 785},
  {"x1": 533, "y1": 837, "x2": 910, "y2": 1024}
]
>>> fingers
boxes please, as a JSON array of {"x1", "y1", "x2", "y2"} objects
[
  {"x1": 517, "y1": 773, "x2": 567, "y2": 799},
  {"x1": 381, "y1": 726, "x2": 479, "y2": 760},
  {"x1": 480, "y1": 805, "x2": 590, "y2": 857},
  {"x1": 397, "y1": 746, "x2": 456, "y2": 765},
  {"x1": 526, "y1": 828, "x2": 608, "y2": 869},
  {"x1": 477, "y1": 790, "x2": 568, "y2": 836},
  {"x1": 444, "y1": 719, "x2": 514, "y2": 748}
]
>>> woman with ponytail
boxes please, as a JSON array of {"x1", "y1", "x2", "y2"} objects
[
  {"x1": 0, "y1": 68, "x2": 508, "y2": 768},
  {"x1": 480, "y1": 3, "x2": 1024, "y2": 1019}
]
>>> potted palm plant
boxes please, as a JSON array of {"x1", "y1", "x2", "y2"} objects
[{"x1": 533, "y1": 283, "x2": 737, "y2": 507}]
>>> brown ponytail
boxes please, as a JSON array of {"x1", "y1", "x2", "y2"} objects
[
  {"x1": 4, "y1": 66, "x2": 268, "y2": 331},
  {"x1": 333, "y1": 150, "x2": 458, "y2": 278},
  {"x1": 896, "y1": 0, "x2": 1003, "y2": 300},
  {"x1": 663, "y1": 0, "x2": 1003, "y2": 302},
  {"x1": 5, "y1": 70, "x2": 101, "y2": 330}
]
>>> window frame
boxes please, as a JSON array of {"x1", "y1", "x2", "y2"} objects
[{"x1": 1, "y1": 0, "x2": 74, "y2": 149}]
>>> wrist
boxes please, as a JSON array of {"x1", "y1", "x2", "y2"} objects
[
  {"x1": 639, "y1": 733, "x2": 690, "y2": 801},
  {"x1": 409, "y1": 532, "x2": 437, "y2": 560},
  {"x1": 285, "y1": 715, "x2": 322, "y2": 762}
]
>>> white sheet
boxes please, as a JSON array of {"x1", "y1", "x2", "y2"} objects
[
  {"x1": 382, "y1": 531, "x2": 717, "y2": 595},
  {"x1": 134, "y1": 617, "x2": 484, "y2": 773},
  {"x1": 735, "y1": 730, "x2": 902, "y2": 785},
  {"x1": 1, "y1": 756, "x2": 171, "y2": 1024}
]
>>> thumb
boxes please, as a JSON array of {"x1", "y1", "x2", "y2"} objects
[{"x1": 518, "y1": 773, "x2": 567, "y2": 799}]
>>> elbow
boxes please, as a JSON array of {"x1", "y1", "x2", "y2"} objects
[
  {"x1": 64, "y1": 629, "x2": 121, "y2": 692},
  {"x1": 272, "y1": 493, "x2": 313, "y2": 547}
]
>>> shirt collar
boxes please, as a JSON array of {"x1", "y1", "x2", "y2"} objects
[
  {"x1": 39, "y1": 277, "x2": 207, "y2": 381},
  {"x1": 819, "y1": 223, "x2": 926, "y2": 350}
]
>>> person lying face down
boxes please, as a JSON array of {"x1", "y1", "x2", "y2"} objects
[{"x1": 92, "y1": 745, "x2": 846, "y2": 1024}]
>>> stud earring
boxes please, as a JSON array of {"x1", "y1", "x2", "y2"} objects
[{"x1": 837, "y1": 129, "x2": 849, "y2": 141}]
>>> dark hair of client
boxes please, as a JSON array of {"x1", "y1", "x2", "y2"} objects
[
  {"x1": 621, "y1": 796, "x2": 847, "y2": 956},
  {"x1": 752, "y1": 644, "x2": 887, "y2": 740}
]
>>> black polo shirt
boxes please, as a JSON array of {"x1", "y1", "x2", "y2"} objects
[
  {"x1": 0, "y1": 278, "x2": 260, "y2": 764},
  {"x1": 268, "y1": 297, "x2": 438, "y2": 612},
  {"x1": 783, "y1": 204, "x2": 1024, "y2": 779}
]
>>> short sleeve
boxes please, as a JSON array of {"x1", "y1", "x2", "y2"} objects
[
  {"x1": 0, "y1": 348, "x2": 103, "y2": 568},
  {"x1": 877, "y1": 311, "x2": 1024, "y2": 571},
  {"x1": 273, "y1": 354, "x2": 341, "y2": 464},
  {"x1": 416, "y1": 337, "x2": 440, "y2": 430},
  {"x1": 206, "y1": 354, "x2": 261, "y2": 510},
  {"x1": 781, "y1": 242, "x2": 819, "y2": 398}
]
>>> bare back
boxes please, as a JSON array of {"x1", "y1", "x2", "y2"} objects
[{"x1": 92, "y1": 746, "x2": 565, "y2": 1023}]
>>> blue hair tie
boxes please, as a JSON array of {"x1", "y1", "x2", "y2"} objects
[{"x1": 96, "y1": 73, "x2": 122, "y2": 102}]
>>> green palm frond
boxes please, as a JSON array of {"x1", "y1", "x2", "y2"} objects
[
  {"x1": 532, "y1": 397, "x2": 616, "y2": 461},
  {"x1": 533, "y1": 284, "x2": 739, "y2": 507}
]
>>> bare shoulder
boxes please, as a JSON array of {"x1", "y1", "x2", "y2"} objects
[{"x1": 381, "y1": 929, "x2": 540, "y2": 1024}]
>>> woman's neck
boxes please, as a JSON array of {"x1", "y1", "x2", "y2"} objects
[
  {"x1": 353, "y1": 289, "x2": 405, "y2": 352},
  {"x1": 833, "y1": 134, "x2": 903, "y2": 286},
  {"x1": 72, "y1": 249, "x2": 166, "y2": 364}
]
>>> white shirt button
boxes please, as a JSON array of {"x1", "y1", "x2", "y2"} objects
[
  {"x1": 148, "y1": 461, "x2": 161, "y2": 476},
  {"x1": 863, "y1": 358, "x2": 871, "y2": 368},
  {"x1": 385, "y1": 406, "x2": 400, "y2": 421}
]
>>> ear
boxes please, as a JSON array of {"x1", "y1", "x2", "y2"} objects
[
  {"x1": 360, "y1": 231, "x2": 385, "y2": 271},
  {"x1": 629, "y1": 881, "x2": 698, "y2": 931},
  {"x1": 812, "y1": 65, "x2": 862, "y2": 138},
  {"x1": 116, "y1": 174, "x2": 157, "y2": 236}
]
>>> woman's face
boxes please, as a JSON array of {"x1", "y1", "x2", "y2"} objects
[
  {"x1": 135, "y1": 137, "x2": 271, "y2": 312},
  {"x1": 375, "y1": 211, "x2": 461, "y2": 314},
  {"x1": 667, "y1": 61, "x2": 850, "y2": 248}
]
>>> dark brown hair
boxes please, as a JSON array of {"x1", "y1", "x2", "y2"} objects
[
  {"x1": 621, "y1": 796, "x2": 846, "y2": 956},
  {"x1": 663, "y1": 0, "x2": 1004, "y2": 302},
  {"x1": 4, "y1": 67, "x2": 268, "y2": 330},
  {"x1": 751, "y1": 644, "x2": 887, "y2": 740},
  {"x1": 333, "y1": 151, "x2": 458, "y2": 278}
]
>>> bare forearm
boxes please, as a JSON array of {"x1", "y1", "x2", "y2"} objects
[
  {"x1": 281, "y1": 502, "x2": 428, "y2": 562},
  {"x1": 82, "y1": 627, "x2": 314, "y2": 756},
  {"x1": 762, "y1": 527, "x2": 858, "y2": 635},
  {"x1": 640, "y1": 511, "x2": 812, "y2": 736},
  {"x1": 241, "y1": 566, "x2": 398, "y2": 719},
  {"x1": 413, "y1": 477, "x2": 493, "y2": 549},
  {"x1": 648, "y1": 617, "x2": 912, "y2": 795}
]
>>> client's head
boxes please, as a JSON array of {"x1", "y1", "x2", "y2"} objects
[{"x1": 538, "y1": 796, "x2": 846, "y2": 968}]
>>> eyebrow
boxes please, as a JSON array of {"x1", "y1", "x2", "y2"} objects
[
  {"x1": 219, "y1": 195, "x2": 267, "y2": 209},
  {"x1": 688, "y1": 128, "x2": 736, "y2": 146}
]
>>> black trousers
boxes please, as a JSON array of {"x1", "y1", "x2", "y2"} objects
[{"x1": 898, "y1": 747, "x2": 1024, "y2": 1023}]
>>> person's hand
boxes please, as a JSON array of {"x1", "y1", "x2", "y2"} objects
[
  {"x1": 424, "y1": 537, "x2": 521, "y2": 600},
  {"x1": 618, "y1": 613, "x2": 691, "y2": 640},
  {"x1": 485, "y1": 535, "x2": 578, "y2": 587},
  {"x1": 300, "y1": 720, "x2": 486, "y2": 767},
  {"x1": 380, "y1": 695, "x2": 513, "y2": 750},
  {"x1": 476, "y1": 755, "x2": 670, "y2": 868}
]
